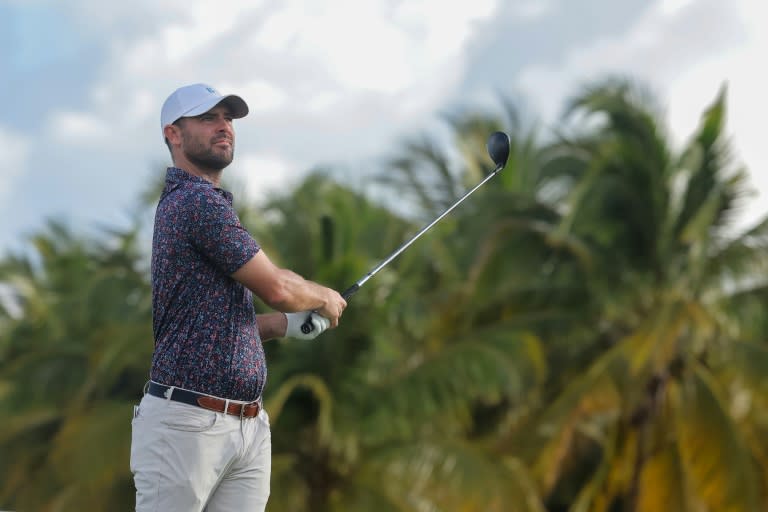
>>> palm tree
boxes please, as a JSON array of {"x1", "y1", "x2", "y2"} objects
[
  {"x1": 242, "y1": 170, "x2": 416, "y2": 510},
  {"x1": 247, "y1": 167, "x2": 551, "y2": 511},
  {"x1": 359, "y1": 100, "x2": 592, "y2": 512},
  {"x1": 3, "y1": 79, "x2": 765, "y2": 512},
  {"x1": 507, "y1": 80, "x2": 768, "y2": 511},
  {"x1": 0, "y1": 221, "x2": 152, "y2": 511}
]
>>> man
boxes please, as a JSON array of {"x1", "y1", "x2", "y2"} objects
[{"x1": 130, "y1": 83, "x2": 347, "y2": 512}]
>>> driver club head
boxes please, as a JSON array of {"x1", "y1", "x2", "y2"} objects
[{"x1": 486, "y1": 131, "x2": 511, "y2": 170}]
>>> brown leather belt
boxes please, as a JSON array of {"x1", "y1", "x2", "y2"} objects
[{"x1": 147, "y1": 381, "x2": 261, "y2": 419}]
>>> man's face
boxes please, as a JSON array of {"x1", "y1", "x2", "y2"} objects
[{"x1": 177, "y1": 105, "x2": 235, "y2": 171}]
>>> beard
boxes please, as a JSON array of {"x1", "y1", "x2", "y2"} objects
[{"x1": 182, "y1": 135, "x2": 234, "y2": 171}]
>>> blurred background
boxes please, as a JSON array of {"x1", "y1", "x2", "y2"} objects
[{"x1": 1, "y1": 0, "x2": 767, "y2": 510}]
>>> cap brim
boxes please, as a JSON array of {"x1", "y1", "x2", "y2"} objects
[{"x1": 182, "y1": 94, "x2": 249, "y2": 119}]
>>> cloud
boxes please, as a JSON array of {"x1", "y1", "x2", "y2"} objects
[
  {"x1": 0, "y1": 0, "x2": 506, "y2": 252},
  {"x1": 234, "y1": 80, "x2": 288, "y2": 113},
  {"x1": 0, "y1": 125, "x2": 29, "y2": 202},
  {"x1": 59, "y1": 0, "x2": 500, "y2": 123},
  {"x1": 233, "y1": 152, "x2": 301, "y2": 203},
  {"x1": 509, "y1": 0, "x2": 554, "y2": 21},
  {"x1": 516, "y1": 0, "x2": 745, "y2": 123},
  {"x1": 17, "y1": 0, "x2": 763, "y2": 256},
  {"x1": 55, "y1": 5, "x2": 488, "y2": 114},
  {"x1": 47, "y1": 110, "x2": 109, "y2": 143},
  {"x1": 676, "y1": 0, "x2": 768, "y2": 226},
  {"x1": 34, "y1": 0, "x2": 502, "y2": 208},
  {"x1": 514, "y1": 0, "x2": 767, "y2": 224}
]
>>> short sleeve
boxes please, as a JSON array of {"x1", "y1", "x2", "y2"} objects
[{"x1": 186, "y1": 188, "x2": 260, "y2": 274}]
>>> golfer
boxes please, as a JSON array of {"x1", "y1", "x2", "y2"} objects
[{"x1": 130, "y1": 83, "x2": 347, "y2": 511}]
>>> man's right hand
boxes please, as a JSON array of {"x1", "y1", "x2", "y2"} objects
[{"x1": 317, "y1": 288, "x2": 346, "y2": 328}]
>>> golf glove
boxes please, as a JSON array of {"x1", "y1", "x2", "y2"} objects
[{"x1": 285, "y1": 312, "x2": 330, "y2": 340}]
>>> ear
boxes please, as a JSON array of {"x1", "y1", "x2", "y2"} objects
[{"x1": 163, "y1": 123, "x2": 182, "y2": 146}]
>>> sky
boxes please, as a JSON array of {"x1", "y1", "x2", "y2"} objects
[{"x1": 0, "y1": 0, "x2": 766, "y2": 256}]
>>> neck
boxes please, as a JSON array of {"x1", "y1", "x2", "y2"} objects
[{"x1": 173, "y1": 157, "x2": 223, "y2": 187}]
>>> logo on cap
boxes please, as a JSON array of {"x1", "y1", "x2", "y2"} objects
[{"x1": 206, "y1": 87, "x2": 217, "y2": 94}]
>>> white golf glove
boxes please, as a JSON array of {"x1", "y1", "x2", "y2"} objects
[{"x1": 284, "y1": 312, "x2": 331, "y2": 340}]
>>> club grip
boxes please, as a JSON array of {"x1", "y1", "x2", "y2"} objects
[
  {"x1": 341, "y1": 284, "x2": 359, "y2": 300},
  {"x1": 299, "y1": 283, "x2": 361, "y2": 333}
]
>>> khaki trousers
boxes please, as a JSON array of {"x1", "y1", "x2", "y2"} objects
[{"x1": 130, "y1": 393, "x2": 271, "y2": 511}]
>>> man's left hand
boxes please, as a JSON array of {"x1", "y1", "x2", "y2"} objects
[{"x1": 284, "y1": 312, "x2": 330, "y2": 340}]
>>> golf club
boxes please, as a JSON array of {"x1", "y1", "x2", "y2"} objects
[{"x1": 301, "y1": 131, "x2": 511, "y2": 334}]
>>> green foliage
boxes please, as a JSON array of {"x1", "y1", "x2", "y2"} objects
[
  {"x1": 512, "y1": 79, "x2": 768, "y2": 511},
  {"x1": 0, "y1": 222, "x2": 152, "y2": 510},
  {"x1": 1, "y1": 78, "x2": 766, "y2": 511}
]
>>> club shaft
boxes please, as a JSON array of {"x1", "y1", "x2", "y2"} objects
[
  {"x1": 351, "y1": 162, "x2": 504, "y2": 292},
  {"x1": 300, "y1": 155, "x2": 507, "y2": 334}
]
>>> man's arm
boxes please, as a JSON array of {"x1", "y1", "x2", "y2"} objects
[
  {"x1": 232, "y1": 250, "x2": 346, "y2": 326},
  {"x1": 256, "y1": 311, "x2": 332, "y2": 341},
  {"x1": 255, "y1": 312, "x2": 287, "y2": 341}
]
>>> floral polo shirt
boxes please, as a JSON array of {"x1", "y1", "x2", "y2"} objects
[{"x1": 150, "y1": 167, "x2": 265, "y2": 401}]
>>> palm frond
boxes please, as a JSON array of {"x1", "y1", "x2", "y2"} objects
[{"x1": 672, "y1": 365, "x2": 761, "y2": 511}]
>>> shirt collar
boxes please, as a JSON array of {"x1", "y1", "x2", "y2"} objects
[{"x1": 165, "y1": 167, "x2": 234, "y2": 203}]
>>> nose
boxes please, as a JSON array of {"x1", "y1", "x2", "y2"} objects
[{"x1": 217, "y1": 119, "x2": 233, "y2": 136}]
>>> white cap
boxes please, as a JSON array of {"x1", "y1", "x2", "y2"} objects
[{"x1": 160, "y1": 83, "x2": 249, "y2": 138}]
